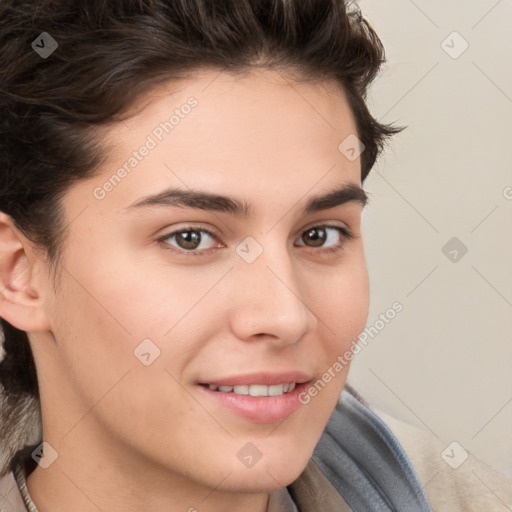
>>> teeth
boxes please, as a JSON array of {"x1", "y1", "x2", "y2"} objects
[
  {"x1": 233, "y1": 385, "x2": 249, "y2": 395},
  {"x1": 268, "y1": 384, "x2": 284, "y2": 396},
  {"x1": 249, "y1": 384, "x2": 268, "y2": 397},
  {"x1": 206, "y1": 383, "x2": 296, "y2": 397}
]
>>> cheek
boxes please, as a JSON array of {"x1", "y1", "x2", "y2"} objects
[
  {"x1": 50, "y1": 245, "x2": 230, "y2": 404},
  {"x1": 315, "y1": 254, "x2": 370, "y2": 352},
  {"x1": 295, "y1": 252, "x2": 369, "y2": 405}
]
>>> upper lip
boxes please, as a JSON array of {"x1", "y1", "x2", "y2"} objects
[{"x1": 199, "y1": 371, "x2": 312, "y2": 387}]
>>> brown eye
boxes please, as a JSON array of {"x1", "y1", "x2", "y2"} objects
[
  {"x1": 302, "y1": 227, "x2": 327, "y2": 247},
  {"x1": 295, "y1": 225, "x2": 353, "y2": 252},
  {"x1": 175, "y1": 230, "x2": 202, "y2": 250},
  {"x1": 160, "y1": 228, "x2": 218, "y2": 253}
]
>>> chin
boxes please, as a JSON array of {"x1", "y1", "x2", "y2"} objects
[{"x1": 220, "y1": 445, "x2": 313, "y2": 493}]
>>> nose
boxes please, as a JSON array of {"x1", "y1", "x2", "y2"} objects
[{"x1": 228, "y1": 243, "x2": 317, "y2": 347}]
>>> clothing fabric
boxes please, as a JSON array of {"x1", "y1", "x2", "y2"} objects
[
  {"x1": 308, "y1": 390, "x2": 432, "y2": 510},
  {"x1": 373, "y1": 407, "x2": 512, "y2": 511}
]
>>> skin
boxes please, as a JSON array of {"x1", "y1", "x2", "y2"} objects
[{"x1": 0, "y1": 68, "x2": 369, "y2": 512}]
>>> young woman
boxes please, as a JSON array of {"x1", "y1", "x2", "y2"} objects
[{"x1": 0, "y1": 1, "x2": 508, "y2": 511}]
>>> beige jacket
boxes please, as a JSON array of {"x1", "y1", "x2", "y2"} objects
[{"x1": 372, "y1": 407, "x2": 512, "y2": 512}]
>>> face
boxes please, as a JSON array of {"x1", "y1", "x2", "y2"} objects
[{"x1": 31, "y1": 68, "x2": 369, "y2": 495}]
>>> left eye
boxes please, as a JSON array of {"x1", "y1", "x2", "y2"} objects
[
  {"x1": 159, "y1": 225, "x2": 352, "y2": 254},
  {"x1": 295, "y1": 225, "x2": 351, "y2": 250}
]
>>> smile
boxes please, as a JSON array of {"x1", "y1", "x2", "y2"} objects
[{"x1": 205, "y1": 383, "x2": 297, "y2": 396}]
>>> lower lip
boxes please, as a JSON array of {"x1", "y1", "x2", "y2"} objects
[{"x1": 198, "y1": 382, "x2": 308, "y2": 424}]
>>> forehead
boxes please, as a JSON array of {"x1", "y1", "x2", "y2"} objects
[{"x1": 67, "y1": 68, "x2": 361, "y2": 218}]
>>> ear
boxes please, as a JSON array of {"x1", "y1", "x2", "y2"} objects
[{"x1": 0, "y1": 212, "x2": 52, "y2": 332}]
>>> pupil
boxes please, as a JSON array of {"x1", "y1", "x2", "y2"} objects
[
  {"x1": 305, "y1": 228, "x2": 326, "y2": 247},
  {"x1": 178, "y1": 230, "x2": 200, "y2": 249}
]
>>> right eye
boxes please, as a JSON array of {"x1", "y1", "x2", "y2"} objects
[{"x1": 157, "y1": 226, "x2": 223, "y2": 255}]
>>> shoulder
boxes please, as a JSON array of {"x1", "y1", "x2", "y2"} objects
[{"x1": 372, "y1": 406, "x2": 512, "y2": 512}]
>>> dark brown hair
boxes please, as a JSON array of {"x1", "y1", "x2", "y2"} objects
[{"x1": 0, "y1": 0, "x2": 401, "y2": 444}]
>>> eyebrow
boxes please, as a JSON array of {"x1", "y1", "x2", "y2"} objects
[{"x1": 125, "y1": 183, "x2": 368, "y2": 217}]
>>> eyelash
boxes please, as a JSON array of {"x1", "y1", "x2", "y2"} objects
[{"x1": 156, "y1": 224, "x2": 354, "y2": 256}]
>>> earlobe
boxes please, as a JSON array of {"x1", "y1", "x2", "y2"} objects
[{"x1": 0, "y1": 212, "x2": 52, "y2": 332}]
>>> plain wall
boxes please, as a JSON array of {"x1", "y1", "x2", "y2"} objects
[{"x1": 346, "y1": 0, "x2": 512, "y2": 481}]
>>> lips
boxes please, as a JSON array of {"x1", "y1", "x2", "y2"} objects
[{"x1": 198, "y1": 372, "x2": 312, "y2": 423}]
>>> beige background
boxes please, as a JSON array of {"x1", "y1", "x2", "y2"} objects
[{"x1": 346, "y1": 0, "x2": 512, "y2": 481}]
